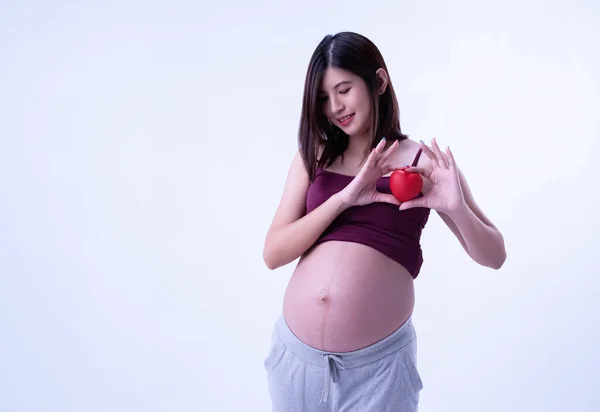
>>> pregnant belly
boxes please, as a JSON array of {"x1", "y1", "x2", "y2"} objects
[{"x1": 282, "y1": 241, "x2": 415, "y2": 353}]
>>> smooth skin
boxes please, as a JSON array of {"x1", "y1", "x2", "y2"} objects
[{"x1": 264, "y1": 66, "x2": 506, "y2": 352}]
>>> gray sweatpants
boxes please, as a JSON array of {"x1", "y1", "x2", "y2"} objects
[{"x1": 263, "y1": 314, "x2": 423, "y2": 412}]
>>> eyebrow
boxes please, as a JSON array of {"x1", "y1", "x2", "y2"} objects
[
  {"x1": 333, "y1": 80, "x2": 352, "y2": 89},
  {"x1": 319, "y1": 80, "x2": 352, "y2": 94}
]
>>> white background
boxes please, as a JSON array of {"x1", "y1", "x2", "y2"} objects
[{"x1": 1, "y1": 0, "x2": 599, "y2": 411}]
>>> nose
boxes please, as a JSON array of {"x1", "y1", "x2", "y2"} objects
[{"x1": 329, "y1": 95, "x2": 345, "y2": 115}]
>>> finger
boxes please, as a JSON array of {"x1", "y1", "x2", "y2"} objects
[
  {"x1": 363, "y1": 146, "x2": 380, "y2": 170},
  {"x1": 365, "y1": 138, "x2": 387, "y2": 167},
  {"x1": 419, "y1": 140, "x2": 440, "y2": 168},
  {"x1": 446, "y1": 146, "x2": 457, "y2": 170},
  {"x1": 399, "y1": 198, "x2": 427, "y2": 211},
  {"x1": 374, "y1": 193, "x2": 401, "y2": 206},
  {"x1": 431, "y1": 138, "x2": 449, "y2": 169},
  {"x1": 365, "y1": 137, "x2": 385, "y2": 166},
  {"x1": 437, "y1": 144, "x2": 453, "y2": 170},
  {"x1": 405, "y1": 166, "x2": 432, "y2": 179},
  {"x1": 378, "y1": 140, "x2": 400, "y2": 167},
  {"x1": 382, "y1": 163, "x2": 400, "y2": 175}
]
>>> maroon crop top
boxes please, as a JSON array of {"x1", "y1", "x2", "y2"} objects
[{"x1": 305, "y1": 149, "x2": 431, "y2": 278}]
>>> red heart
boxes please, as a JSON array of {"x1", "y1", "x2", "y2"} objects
[{"x1": 389, "y1": 168, "x2": 423, "y2": 202}]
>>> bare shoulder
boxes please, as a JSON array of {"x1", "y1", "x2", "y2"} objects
[
  {"x1": 266, "y1": 148, "x2": 310, "y2": 233},
  {"x1": 288, "y1": 148, "x2": 310, "y2": 182}
]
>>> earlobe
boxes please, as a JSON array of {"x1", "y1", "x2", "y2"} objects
[{"x1": 375, "y1": 68, "x2": 389, "y2": 95}]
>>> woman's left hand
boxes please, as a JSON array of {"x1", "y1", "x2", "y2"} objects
[{"x1": 399, "y1": 138, "x2": 465, "y2": 214}]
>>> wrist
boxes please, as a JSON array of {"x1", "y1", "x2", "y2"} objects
[
  {"x1": 446, "y1": 200, "x2": 470, "y2": 221},
  {"x1": 331, "y1": 192, "x2": 353, "y2": 211}
]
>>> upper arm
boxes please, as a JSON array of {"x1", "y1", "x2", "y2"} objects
[{"x1": 265, "y1": 150, "x2": 311, "y2": 237}]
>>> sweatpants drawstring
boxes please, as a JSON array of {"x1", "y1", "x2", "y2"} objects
[{"x1": 320, "y1": 354, "x2": 345, "y2": 404}]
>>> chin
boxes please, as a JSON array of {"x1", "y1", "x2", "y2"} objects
[
  {"x1": 341, "y1": 120, "x2": 368, "y2": 137},
  {"x1": 346, "y1": 126, "x2": 370, "y2": 138}
]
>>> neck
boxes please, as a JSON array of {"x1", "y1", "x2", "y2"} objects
[{"x1": 346, "y1": 130, "x2": 373, "y2": 157}]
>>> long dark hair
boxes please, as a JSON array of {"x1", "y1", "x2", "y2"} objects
[{"x1": 298, "y1": 32, "x2": 408, "y2": 181}]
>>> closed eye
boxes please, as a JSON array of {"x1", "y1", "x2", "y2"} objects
[{"x1": 318, "y1": 88, "x2": 349, "y2": 102}]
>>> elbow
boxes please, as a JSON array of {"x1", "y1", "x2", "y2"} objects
[
  {"x1": 263, "y1": 230, "x2": 300, "y2": 270},
  {"x1": 262, "y1": 233, "x2": 277, "y2": 270},
  {"x1": 492, "y1": 235, "x2": 508, "y2": 270},
  {"x1": 486, "y1": 246, "x2": 507, "y2": 270},
  {"x1": 489, "y1": 255, "x2": 506, "y2": 270},
  {"x1": 264, "y1": 258, "x2": 279, "y2": 271},
  {"x1": 263, "y1": 250, "x2": 276, "y2": 270},
  {"x1": 263, "y1": 246, "x2": 281, "y2": 270},
  {"x1": 483, "y1": 231, "x2": 507, "y2": 270},
  {"x1": 476, "y1": 256, "x2": 505, "y2": 270},
  {"x1": 471, "y1": 245, "x2": 507, "y2": 270},
  {"x1": 495, "y1": 250, "x2": 508, "y2": 270}
]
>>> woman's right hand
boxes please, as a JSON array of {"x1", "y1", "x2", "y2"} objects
[{"x1": 337, "y1": 137, "x2": 402, "y2": 207}]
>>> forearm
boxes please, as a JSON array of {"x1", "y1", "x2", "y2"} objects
[
  {"x1": 263, "y1": 193, "x2": 349, "y2": 270},
  {"x1": 447, "y1": 203, "x2": 507, "y2": 269}
]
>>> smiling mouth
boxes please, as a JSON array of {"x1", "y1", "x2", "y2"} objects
[{"x1": 337, "y1": 114, "x2": 354, "y2": 122}]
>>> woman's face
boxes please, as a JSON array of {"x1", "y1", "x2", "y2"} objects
[{"x1": 319, "y1": 67, "x2": 373, "y2": 137}]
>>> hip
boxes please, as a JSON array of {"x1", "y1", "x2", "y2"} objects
[{"x1": 264, "y1": 312, "x2": 423, "y2": 411}]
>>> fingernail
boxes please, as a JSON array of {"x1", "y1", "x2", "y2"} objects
[
  {"x1": 381, "y1": 136, "x2": 386, "y2": 141},
  {"x1": 419, "y1": 139, "x2": 424, "y2": 143}
]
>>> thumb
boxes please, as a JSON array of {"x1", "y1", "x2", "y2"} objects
[
  {"x1": 398, "y1": 198, "x2": 428, "y2": 211},
  {"x1": 375, "y1": 193, "x2": 401, "y2": 206}
]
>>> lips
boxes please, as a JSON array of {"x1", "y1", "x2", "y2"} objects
[
  {"x1": 337, "y1": 114, "x2": 354, "y2": 122},
  {"x1": 337, "y1": 113, "x2": 355, "y2": 127}
]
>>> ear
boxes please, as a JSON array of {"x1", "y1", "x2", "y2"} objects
[{"x1": 375, "y1": 68, "x2": 389, "y2": 95}]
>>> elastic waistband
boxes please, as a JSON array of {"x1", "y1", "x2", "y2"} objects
[{"x1": 274, "y1": 314, "x2": 416, "y2": 369}]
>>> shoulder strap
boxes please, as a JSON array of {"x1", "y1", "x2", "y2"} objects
[{"x1": 411, "y1": 148, "x2": 423, "y2": 167}]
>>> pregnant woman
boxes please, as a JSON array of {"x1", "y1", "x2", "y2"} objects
[{"x1": 262, "y1": 31, "x2": 506, "y2": 412}]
